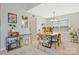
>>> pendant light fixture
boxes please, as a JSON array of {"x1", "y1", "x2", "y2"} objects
[{"x1": 51, "y1": 11, "x2": 58, "y2": 21}]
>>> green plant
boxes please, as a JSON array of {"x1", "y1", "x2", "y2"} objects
[
  {"x1": 42, "y1": 26, "x2": 54, "y2": 33},
  {"x1": 69, "y1": 32, "x2": 77, "y2": 38},
  {"x1": 42, "y1": 27, "x2": 47, "y2": 33},
  {"x1": 19, "y1": 36, "x2": 23, "y2": 47},
  {"x1": 69, "y1": 32, "x2": 74, "y2": 38},
  {"x1": 47, "y1": 27, "x2": 53, "y2": 32},
  {"x1": 19, "y1": 36, "x2": 23, "y2": 40},
  {"x1": 9, "y1": 24, "x2": 16, "y2": 31}
]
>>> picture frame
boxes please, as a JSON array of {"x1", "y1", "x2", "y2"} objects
[
  {"x1": 8, "y1": 13, "x2": 17, "y2": 23},
  {"x1": 21, "y1": 15, "x2": 28, "y2": 28}
]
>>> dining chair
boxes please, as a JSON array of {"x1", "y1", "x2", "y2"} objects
[
  {"x1": 51, "y1": 33, "x2": 61, "y2": 49},
  {"x1": 51, "y1": 35, "x2": 57, "y2": 49},
  {"x1": 42, "y1": 35, "x2": 51, "y2": 48},
  {"x1": 57, "y1": 33, "x2": 62, "y2": 46},
  {"x1": 37, "y1": 33, "x2": 51, "y2": 49}
]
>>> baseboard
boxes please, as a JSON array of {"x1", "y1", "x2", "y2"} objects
[{"x1": 0, "y1": 48, "x2": 6, "y2": 52}]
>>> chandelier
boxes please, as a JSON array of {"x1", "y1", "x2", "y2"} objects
[{"x1": 51, "y1": 11, "x2": 58, "y2": 21}]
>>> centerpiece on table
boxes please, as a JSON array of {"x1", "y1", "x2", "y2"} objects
[{"x1": 42, "y1": 26, "x2": 54, "y2": 33}]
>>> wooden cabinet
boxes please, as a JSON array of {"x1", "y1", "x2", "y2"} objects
[{"x1": 6, "y1": 32, "x2": 20, "y2": 51}]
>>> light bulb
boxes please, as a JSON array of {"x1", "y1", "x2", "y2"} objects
[
  {"x1": 50, "y1": 19, "x2": 58, "y2": 22},
  {"x1": 22, "y1": 21, "x2": 25, "y2": 25}
]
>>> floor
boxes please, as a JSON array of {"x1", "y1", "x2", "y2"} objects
[{"x1": 0, "y1": 32, "x2": 79, "y2": 55}]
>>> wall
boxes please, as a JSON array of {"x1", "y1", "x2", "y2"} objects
[
  {"x1": 36, "y1": 16, "x2": 46, "y2": 33},
  {"x1": 55, "y1": 12, "x2": 79, "y2": 42},
  {"x1": 57, "y1": 12, "x2": 79, "y2": 32},
  {"x1": 69, "y1": 12, "x2": 79, "y2": 31},
  {"x1": 0, "y1": 3, "x2": 46, "y2": 51},
  {"x1": 45, "y1": 12, "x2": 79, "y2": 32},
  {"x1": 44, "y1": 12, "x2": 79, "y2": 42},
  {"x1": 0, "y1": 4, "x2": 1, "y2": 49},
  {"x1": 0, "y1": 3, "x2": 33, "y2": 51}
]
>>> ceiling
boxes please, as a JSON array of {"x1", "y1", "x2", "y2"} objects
[
  {"x1": 3, "y1": 3, "x2": 40, "y2": 11},
  {"x1": 15, "y1": 3, "x2": 40, "y2": 11},
  {"x1": 27, "y1": 3, "x2": 79, "y2": 18}
]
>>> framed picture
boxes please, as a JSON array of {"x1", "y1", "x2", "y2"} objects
[
  {"x1": 8, "y1": 13, "x2": 17, "y2": 23},
  {"x1": 21, "y1": 15, "x2": 28, "y2": 28}
]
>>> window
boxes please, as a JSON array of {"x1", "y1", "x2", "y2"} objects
[{"x1": 52, "y1": 19, "x2": 69, "y2": 32}]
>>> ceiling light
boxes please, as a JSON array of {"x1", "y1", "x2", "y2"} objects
[
  {"x1": 50, "y1": 19, "x2": 58, "y2": 21},
  {"x1": 50, "y1": 11, "x2": 58, "y2": 22}
]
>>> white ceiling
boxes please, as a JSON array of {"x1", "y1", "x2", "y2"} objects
[
  {"x1": 3, "y1": 3, "x2": 40, "y2": 11},
  {"x1": 15, "y1": 3, "x2": 40, "y2": 11},
  {"x1": 27, "y1": 3, "x2": 79, "y2": 18}
]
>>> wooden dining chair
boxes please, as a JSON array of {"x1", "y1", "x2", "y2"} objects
[
  {"x1": 37, "y1": 33, "x2": 45, "y2": 48},
  {"x1": 57, "y1": 33, "x2": 62, "y2": 47},
  {"x1": 37, "y1": 33, "x2": 51, "y2": 49},
  {"x1": 51, "y1": 35, "x2": 57, "y2": 49},
  {"x1": 51, "y1": 33, "x2": 61, "y2": 49},
  {"x1": 42, "y1": 35, "x2": 51, "y2": 48}
]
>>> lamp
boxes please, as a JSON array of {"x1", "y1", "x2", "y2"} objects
[{"x1": 50, "y1": 11, "x2": 58, "y2": 22}]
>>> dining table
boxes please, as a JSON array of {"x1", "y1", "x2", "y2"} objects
[{"x1": 37, "y1": 32, "x2": 61, "y2": 48}]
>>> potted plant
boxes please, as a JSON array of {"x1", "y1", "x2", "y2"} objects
[
  {"x1": 19, "y1": 36, "x2": 23, "y2": 47},
  {"x1": 42, "y1": 27, "x2": 47, "y2": 33},
  {"x1": 69, "y1": 32, "x2": 74, "y2": 38}
]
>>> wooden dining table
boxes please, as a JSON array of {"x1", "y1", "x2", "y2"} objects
[
  {"x1": 37, "y1": 32, "x2": 61, "y2": 48},
  {"x1": 37, "y1": 32, "x2": 61, "y2": 37}
]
